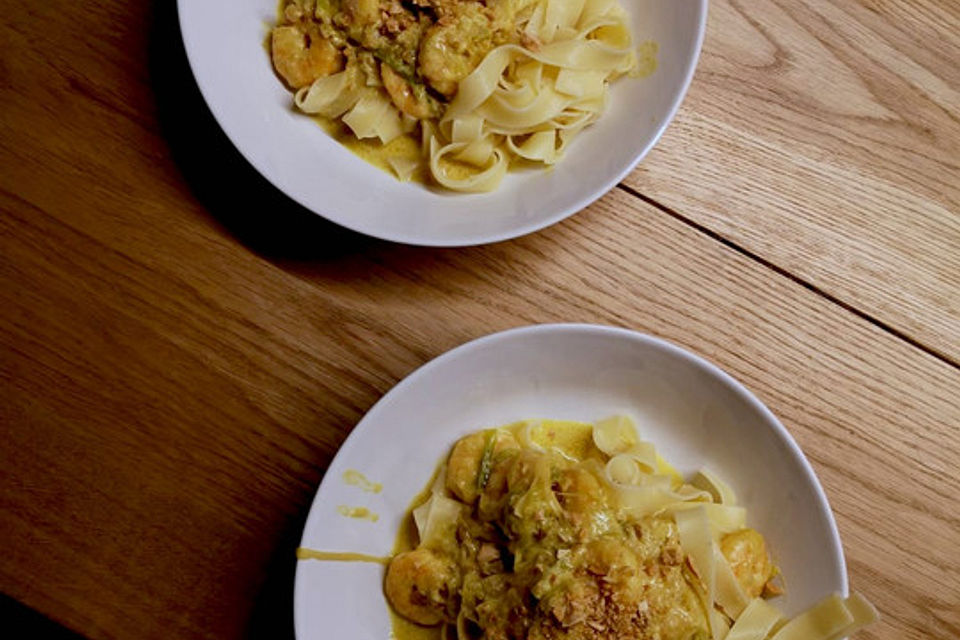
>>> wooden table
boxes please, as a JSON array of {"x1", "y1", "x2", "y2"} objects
[{"x1": 1, "y1": 1, "x2": 958, "y2": 638}]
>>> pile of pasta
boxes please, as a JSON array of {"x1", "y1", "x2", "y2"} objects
[
  {"x1": 577, "y1": 415, "x2": 878, "y2": 640},
  {"x1": 408, "y1": 416, "x2": 877, "y2": 640},
  {"x1": 294, "y1": 0, "x2": 639, "y2": 191}
]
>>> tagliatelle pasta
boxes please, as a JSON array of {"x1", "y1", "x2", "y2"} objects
[
  {"x1": 270, "y1": 0, "x2": 645, "y2": 192},
  {"x1": 726, "y1": 598, "x2": 782, "y2": 640},
  {"x1": 374, "y1": 416, "x2": 878, "y2": 640}
]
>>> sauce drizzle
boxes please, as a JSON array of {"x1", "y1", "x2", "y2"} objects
[
  {"x1": 337, "y1": 505, "x2": 380, "y2": 522},
  {"x1": 342, "y1": 469, "x2": 383, "y2": 493},
  {"x1": 296, "y1": 548, "x2": 390, "y2": 565}
]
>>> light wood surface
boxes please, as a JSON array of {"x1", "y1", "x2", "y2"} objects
[
  {"x1": 625, "y1": 0, "x2": 960, "y2": 363},
  {"x1": 1, "y1": 1, "x2": 958, "y2": 640}
]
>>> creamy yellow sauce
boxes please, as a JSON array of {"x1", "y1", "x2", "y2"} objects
[
  {"x1": 433, "y1": 155, "x2": 484, "y2": 184},
  {"x1": 296, "y1": 548, "x2": 390, "y2": 565},
  {"x1": 272, "y1": 0, "x2": 425, "y2": 185},
  {"x1": 342, "y1": 469, "x2": 384, "y2": 493},
  {"x1": 390, "y1": 612, "x2": 442, "y2": 640},
  {"x1": 389, "y1": 419, "x2": 601, "y2": 640},
  {"x1": 336, "y1": 505, "x2": 380, "y2": 522},
  {"x1": 393, "y1": 463, "x2": 444, "y2": 556},
  {"x1": 313, "y1": 116, "x2": 430, "y2": 184},
  {"x1": 390, "y1": 464, "x2": 446, "y2": 640},
  {"x1": 318, "y1": 116, "x2": 487, "y2": 187},
  {"x1": 387, "y1": 419, "x2": 715, "y2": 640},
  {"x1": 270, "y1": 0, "x2": 648, "y2": 192}
]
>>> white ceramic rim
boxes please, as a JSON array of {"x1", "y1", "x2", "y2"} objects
[
  {"x1": 292, "y1": 323, "x2": 847, "y2": 637},
  {"x1": 176, "y1": 2, "x2": 709, "y2": 247}
]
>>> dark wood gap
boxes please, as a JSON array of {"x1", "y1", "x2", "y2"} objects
[{"x1": 616, "y1": 183, "x2": 959, "y2": 371}]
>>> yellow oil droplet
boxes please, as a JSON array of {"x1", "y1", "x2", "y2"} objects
[
  {"x1": 343, "y1": 469, "x2": 383, "y2": 493},
  {"x1": 337, "y1": 505, "x2": 380, "y2": 522}
]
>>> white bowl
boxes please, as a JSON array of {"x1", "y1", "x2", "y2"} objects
[
  {"x1": 177, "y1": 1, "x2": 707, "y2": 246},
  {"x1": 293, "y1": 324, "x2": 847, "y2": 638}
]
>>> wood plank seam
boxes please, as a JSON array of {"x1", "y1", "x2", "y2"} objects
[{"x1": 616, "y1": 182, "x2": 960, "y2": 371}]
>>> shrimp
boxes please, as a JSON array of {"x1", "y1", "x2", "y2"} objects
[
  {"x1": 446, "y1": 429, "x2": 519, "y2": 504},
  {"x1": 584, "y1": 537, "x2": 638, "y2": 578},
  {"x1": 554, "y1": 466, "x2": 612, "y2": 540},
  {"x1": 381, "y1": 64, "x2": 439, "y2": 120},
  {"x1": 720, "y1": 528, "x2": 776, "y2": 598},
  {"x1": 384, "y1": 548, "x2": 460, "y2": 625},
  {"x1": 271, "y1": 24, "x2": 343, "y2": 89},
  {"x1": 418, "y1": 5, "x2": 496, "y2": 97}
]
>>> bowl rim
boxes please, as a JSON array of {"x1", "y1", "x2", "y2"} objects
[
  {"x1": 176, "y1": 1, "x2": 710, "y2": 247},
  {"x1": 292, "y1": 323, "x2": 848, "y2": 637}
]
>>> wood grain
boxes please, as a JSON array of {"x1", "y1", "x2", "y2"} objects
[
  {"x1": 4, "y1": 175, "x2": 958, "y2": 640},
  {"x1": 625, "y1": 0, "x2": 960, "y2": 363},
  {"x1": 1, "y1": 1, "x2": 958, "y2": 640}
]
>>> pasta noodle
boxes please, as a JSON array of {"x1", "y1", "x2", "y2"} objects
[
  {"x1": 269, "y1": 0, "x2": 644, "y2": 192},
  {"x1": 379, "y1": 416, "x2": 878, "y2": 640},
  {"x1": 726, "y1": 598, "x2": 782, "y2": 640}
]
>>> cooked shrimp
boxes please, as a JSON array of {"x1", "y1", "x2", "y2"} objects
[
  {"x1": 584, "y1": 537, "x2": 639, "y2": 578},
  {"x1": 381, "y1": 64, "x2": 439, "y2": 120},
  {"x1": 720, "y1": 528, "x2": 776, "y2": 598},
  {"x1": 446, "y1": 429, "x2": 519, "y2": 504},
  {"x1": 271, "y1": 24, "x2": 343, "y2": 89},
  {"x1": 555, "y1": 467, "x2": 611, "y2": 539},
  {"x1": 418, "y1": 5, "x2": 495, "y2": 97},
  {"x1": 384, "y1": 548, "x2": 460, "y2": 625}
]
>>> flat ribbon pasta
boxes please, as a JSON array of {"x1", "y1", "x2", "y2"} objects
[
  {"x1": 424, "y1": 0, "x2": 638, "y2": 191},
  {"x1": 284, "y1": 0, "x2": 641, "y2": 191}
]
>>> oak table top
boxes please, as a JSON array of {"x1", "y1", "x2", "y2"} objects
[{"x1": 1, "y1": 1, "x2": 957, "y2": 639}]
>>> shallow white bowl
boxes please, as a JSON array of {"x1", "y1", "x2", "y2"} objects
[
  {"x1": 293, "y1": 324, "x2": 847, "y2": 638},
  {"x1": 178, "y1": 1, "x2": 707, "y2": 246}
]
